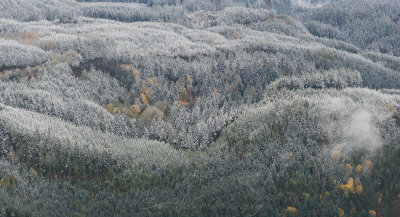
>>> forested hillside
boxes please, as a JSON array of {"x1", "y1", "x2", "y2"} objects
[
  {"x1": 299, "y1": 0, "x2": 400, "y2": 56},
  {"x1": 1, "y1": 0, "x2": 400, "y2": 216}
]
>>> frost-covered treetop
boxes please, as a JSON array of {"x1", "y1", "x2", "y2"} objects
[
  {"x1": 0, "y1": 38, "x2": 51, "y2": 68},
  {"x1": 0, "y1": 104, "x2": 189, "y2": 169}
]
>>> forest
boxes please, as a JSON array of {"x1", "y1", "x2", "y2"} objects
[{"x1": 1, "y1": 0, "x2": 400, "y2": 216}]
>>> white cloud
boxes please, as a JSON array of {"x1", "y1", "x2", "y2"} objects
[
  {"x1": 334, "y1": 110, "x2": 384, "y2": 153},
  {"x1": 291, "y1": 0, "x2": 326, "y2": 9}
]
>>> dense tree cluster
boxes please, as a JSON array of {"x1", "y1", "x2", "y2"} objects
[
  {"x1": 0, "y1": 39, "x2": 51, "y2": 69},
  {"x1": 1, "y1": 0, "x2": 400, "y2": 216},
  {"x1": 0, "y1": 0, "x2": 78, "y2": 22},
  {"x1": 299, "y1": 0, "x2": 400, "y2": 56}
]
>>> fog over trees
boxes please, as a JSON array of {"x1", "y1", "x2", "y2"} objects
[{"x1": 1, "y1": 0, "x2": 400, "y2": 216}]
